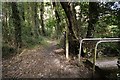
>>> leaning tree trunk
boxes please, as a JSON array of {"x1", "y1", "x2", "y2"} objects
[
  {"x1": 86, "y1": 2, "x2": 99, "y2": 38},
  {"x1": 60, "y1": 2, "x2": 80, "y2": 56},
  {"x1": 11, "y1": 2, "x2": 22, "y2": 52},
  {"x1": 60, "y1": 2, "x2": 78, "y2": 40}
]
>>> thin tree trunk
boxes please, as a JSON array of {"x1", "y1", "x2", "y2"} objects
[
  {"x1": 118, "y1": 10, "x2": 120, "y2": 38},
  {"x1": 22, "y1": 3, "x2": 25, "y2": 21},
  {"x1": 118, "y1": 9, "x2": 120, "y2": 53},
  {"x1": 30, "y1": 3, "x2": 36, "y2": 37},
  {"x1": 52, "y1": 2, "x2": 61, "y2": 38},
  {"x1": 2, "y1": 3, "x2": 9, "y2": 44},
  {"x1": 34, "y1": 2, "x2": 39, "y2": 37},
  {"x1": 28, "y1": 3, "x2": 34, "y2": 36},
  {"x1": 40, "y1": 2, "x2": 46, "y2": 36},
  {"x1": 11, "y1": 2, "x2": 22, "y2": 51},
  {"x1": 86, "y1": 2, "x2": 99, "y2": 38}
]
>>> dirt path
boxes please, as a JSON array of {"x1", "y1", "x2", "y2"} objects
[
  {"x1": 95, "y1": 57, "x2": 119, "y2": 78},
  {"x1": 96, "y1": 57, "x2": 118, "y2": 69},
  {"x1": 2, "y1": 40, "x2": 92, "y2": 78}
]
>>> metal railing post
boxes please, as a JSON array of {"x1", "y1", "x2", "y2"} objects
[
  {"x1": 79, "y1": 38, "x2": 120, "y2": 62},
  {"x1": 78, "y1": 39, "x2": 83, "y2": 63},
  {"x1": 93, "y1": 40, "x2": 120, "y2": 75}
]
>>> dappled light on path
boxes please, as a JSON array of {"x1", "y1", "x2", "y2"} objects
[{"x1": 2, "y1": 40, "x2": 92, "y2": 78}]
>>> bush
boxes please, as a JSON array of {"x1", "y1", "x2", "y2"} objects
[
  {"x1": 22, "y1": 35, "x2": 44, "y2": 48},
  {"x1": 2, "y1": 45, "x2": 16, "y2": 58}
]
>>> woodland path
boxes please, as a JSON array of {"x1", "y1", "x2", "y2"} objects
[
  {"x1": 95, "y1": 57, "x2": 118, "y2": 78},
  {"x1": 2, "y1": 39, "x2": 92, "y2": 78},
  {"x1": 96, "y1": 57, "x2": 118, "y2": 69}
]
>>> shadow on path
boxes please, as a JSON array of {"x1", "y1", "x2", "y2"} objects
[{"x1": 2, "y1": 39, "x2": 93, "y2": 78}]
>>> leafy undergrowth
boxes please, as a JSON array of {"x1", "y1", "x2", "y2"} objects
[
  {"x1": 2, "y1": 44, "x2": 17, "y2": 59},
  {"x1": 2, "y1": 40, "x2": 94, "y2": 78}
]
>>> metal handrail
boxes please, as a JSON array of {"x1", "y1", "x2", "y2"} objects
[
  {"x1": 78, "y1": 38, "x2": 120, "y2": 62},
  {"x1": 93, "y1": 40, "x2": 120, "y2": 74}
]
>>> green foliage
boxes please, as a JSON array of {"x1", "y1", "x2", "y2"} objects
[
  {"x1": 2, "y1": 2, "x2": 120, "y2": 57},
  {"x1": 22, "y1": 36, "x2": 44, "y2": 48},
  {"x1": 80, "y1": 2, "x2": 89, "y2": 17},
  {"x1": 45, "y1": 17, "x2": 56, "y2": 36},
  {"x1": 99, "y1": 43, "x2": 120, "y2": 55},
  {"x1": 2, "y1": 44, "x2": 16, "y2": 58},
  {"x1": 21, "y1": 25, "x2": 44, "y2": 48}
]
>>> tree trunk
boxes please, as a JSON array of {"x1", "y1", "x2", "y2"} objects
[
  {"x1": 60, "y1": 2, "x2": 78, "y2": 40},
  {"x1": 86, "y1": 2, "x2": 99, "y2": 38},
  {"x1": 27, "y1": 3, "x2": 34, "y2": 36},
  {"x1": 118, "y1": 9, "x2": 120, "y2": 54},
  {"x1": 118, "y1": 10, "x2": 120, "y2": 38},
  {"x1": 71, "y1": 2, "x2": 80, "y2": 38},
  {"x1": 34, "y1": 2, "x2": 40, "y2": 37},
  {"x1": 2, "y1": 3, "x2": 8, "y2": 43},
  {"x1": 52, "y1": 2, "x2": 61, "y2": 38},
  {"x1": 11, "y1": 2, "x2": 22, "y2": 51},
  {"x1": 60, "y1": 2, "x2": 80, "y2": 55},
  {"x1": 40, "y1": 2, "x2": 46, "y2": 36},
  {"x1": 21, "y1": 3, "x2": 25, "y2": 21},
  {"x1": 30, "y1": 3, "x2": 36, "y2": 37}
]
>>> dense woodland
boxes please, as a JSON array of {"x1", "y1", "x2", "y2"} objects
[
  {"x1": 1, "y1": 1, "x2": 120, "y2": 78},
  {"x1": 2, "y1": 2, "x2": 120, "y2": 57}
]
